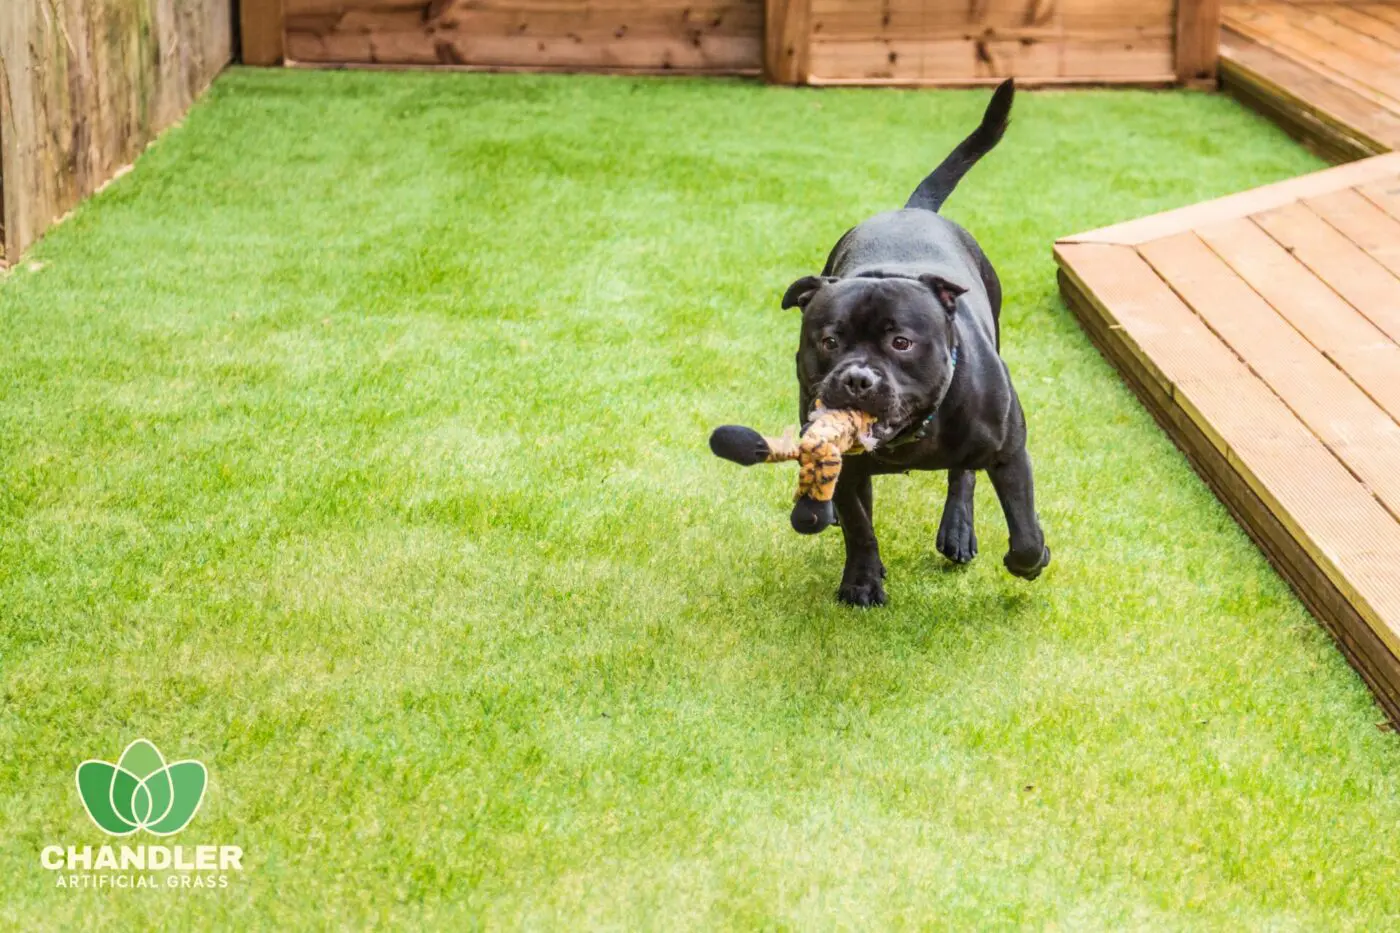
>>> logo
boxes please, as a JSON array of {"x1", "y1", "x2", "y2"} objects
[
  {"x1": 76, "y1": 739, "x2": 207, "y2": 836},
  {"x1": 42, "y1": 738, "x2": 241, "y2": 890}
]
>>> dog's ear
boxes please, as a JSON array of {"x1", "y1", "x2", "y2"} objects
[
  {"x1": 918, "y1": 274, "x2": 968, "y2": 315},
  {"x1": 782, "y1": 275, "x2": 835, "y2": 310}
]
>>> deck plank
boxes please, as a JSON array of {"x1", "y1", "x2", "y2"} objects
[
  {"x1": 1305, "y1": 186, "x2": 1400, "y2": 279},
  {"x1": 1050, "y1": 243, "x2": 1240, "y2": 403},
  {"x1": 1138, "y1": 232, "x2": 1400, "y2": 524},
  {"x1": 1356, "y1": 175, "x2": 1400, "y2": 219},
  {"x1": 1195, "y1": 217, "x2": 1400, "y2": 423},
  {"x1": 1313, "y1": 5, "x2": 1400, "y2": 56},
  {"x1": 1251, "y1": 200, "x2": 1400, "y2": 345},
  {"x1": 1225, "y1": 5, "x2": 1400, "y2": 109},
  {"x1": 1220, "y1": 30, "x2": 1400, "y2": 159},
  {"x1": 1359, "y1": 4, "x2": 1400, "y2": 31}
]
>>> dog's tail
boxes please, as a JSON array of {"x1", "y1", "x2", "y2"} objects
[{"x1": 904, "y1": 78, "x2": 1014, "y2": 213}]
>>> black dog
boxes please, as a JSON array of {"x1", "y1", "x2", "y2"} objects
[{"x1": 783, "y1": 79, "x2": 1049, "y2": 607}]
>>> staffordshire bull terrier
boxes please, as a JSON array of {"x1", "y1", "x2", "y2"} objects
[{"x1": 783, "y1": 78, "x2": 1050, "y2": 606}]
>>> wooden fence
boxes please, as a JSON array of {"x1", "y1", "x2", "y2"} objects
[
  {"x1": 777, "y1": 0, "x2": 1221, "y2": 87},
  {"x1": 246, "y1": 1, "x2": 1222, "y2": 88},
  {"x1": 0, "y1": 1, "x2": 1220, "y2": 264},
  {"x1": 280, "y1": 0, "x2": 764, "y2": 73},
  {"x1": 0, "y1": 0, "x2": 233, "y2": 264}
]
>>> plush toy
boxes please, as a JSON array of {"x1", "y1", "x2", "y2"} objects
[{"x1": 710, "y1": 406, "x2": 879, "y2": 535}]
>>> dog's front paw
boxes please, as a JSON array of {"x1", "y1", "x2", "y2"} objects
[
  {"x1": 838, "y1": 570, "x2": 887, "y2": 607},
  {"x1": 1004, "y1": 544, "x2": 1051, "y2": 581},
  {"x1": 936, "y1": 512, "x2": 978, "y2": 564}
]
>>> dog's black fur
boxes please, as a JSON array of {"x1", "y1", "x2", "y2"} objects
[{"x1": 784, "y1": 79, "x2": 1050, "y2": 607}]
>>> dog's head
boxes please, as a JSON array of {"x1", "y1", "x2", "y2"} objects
[{"x1": 787, "y1": 273, "x2": 964, "y2": 443}]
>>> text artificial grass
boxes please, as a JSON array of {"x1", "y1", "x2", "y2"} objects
[{"x1": 4, "y1": 68, "x2": 1400, "y2": 928}]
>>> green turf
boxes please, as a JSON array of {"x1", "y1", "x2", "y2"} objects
[{"x1": 4, "y1": 67, "x2": 1399, "y2": 928}]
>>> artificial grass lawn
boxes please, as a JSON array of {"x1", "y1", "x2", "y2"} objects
[{"x1": 4, "y1": 67, "x2": 1400, "y2": 928}]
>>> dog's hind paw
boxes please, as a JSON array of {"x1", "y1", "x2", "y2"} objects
[{"x1": 1004, "y1": 544, "x2": 1051, "y2": 581}]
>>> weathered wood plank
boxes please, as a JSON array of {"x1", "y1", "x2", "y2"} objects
[{"x1": 0, "y1": 0, "x2": 232, "y2": 262}]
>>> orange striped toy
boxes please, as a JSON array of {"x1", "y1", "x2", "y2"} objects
[{"x1": 709, "y1": 406, "x2": 878, "y2": 534}]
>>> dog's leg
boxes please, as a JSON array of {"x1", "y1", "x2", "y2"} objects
[
  {"x1": 936, "y1": 469, "x2": 978, "y2": 564},
  {"x1": 987, "y1": 447, "x2": 1051, "y2": 580},
  {"x1": 834, "y1": 469, "x2": 886, "y2": 606}
]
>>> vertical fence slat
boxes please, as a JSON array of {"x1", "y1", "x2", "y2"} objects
[
  {"x1": 1176, "y1": 0, "x2": 1223, "y2": 88},
  {"x1": 765, "y1": 0, "x2": 811, "y2": 85},
  {"x1": 242, "y1": 0, "x2": 286, "y2": 66}
]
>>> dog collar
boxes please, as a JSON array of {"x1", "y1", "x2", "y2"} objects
[{"x1": 886, "y1": 344, "x2": 957, "y2": 448}]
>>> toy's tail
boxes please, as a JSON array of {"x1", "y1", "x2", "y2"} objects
[
  {"x1": 709, "y1": 424, "x2": 835, "y2": 535},
  {"x1": 709, "y1": 425, "x2": 798, "y2": 465},
  {"x1": 904, "y1": 78, "x2": 1014, "y2": 213}
]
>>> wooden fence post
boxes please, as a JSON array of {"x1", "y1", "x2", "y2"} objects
[
  {"x1": 1175, "y1": 0, "x2": 1223, "y2": 88},
  {"x1": 765, "y1": 0, "x2": 811, "y2": 85},
  {"x1": 241, "y1": 0, "x2": 285, "y2": 65}
]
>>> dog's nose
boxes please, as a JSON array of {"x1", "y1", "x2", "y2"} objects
[{"x1": 841, "y1": 365, "x2": 880, "y2": 397}]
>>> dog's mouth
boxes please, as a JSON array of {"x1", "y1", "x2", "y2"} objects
[
  {"x1": 812, "y1": 386, "x2": 915, "y2": 449},
  {"x1": 867, "y1": 417, "x2": 908, "y2": 445}
]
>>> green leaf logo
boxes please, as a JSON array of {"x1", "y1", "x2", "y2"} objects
[{"x1": 75, "y1": 739, "x2": 207, "y2": 836}]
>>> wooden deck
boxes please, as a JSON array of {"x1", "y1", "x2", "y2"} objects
[
  {"x1": 1221, "y1": 1, "x2": 1400, "y2": 161},
  {"x1": 1055, "y1": 153, "x2": 1400, "y2": 720}
]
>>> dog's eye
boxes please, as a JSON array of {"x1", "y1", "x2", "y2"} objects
[
  {"x1": 820, "y1": 336, "x2": 839, "y2": 351},
  {"x1": 891, "y1": 336, "x2": 913, "y2": 351}
]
